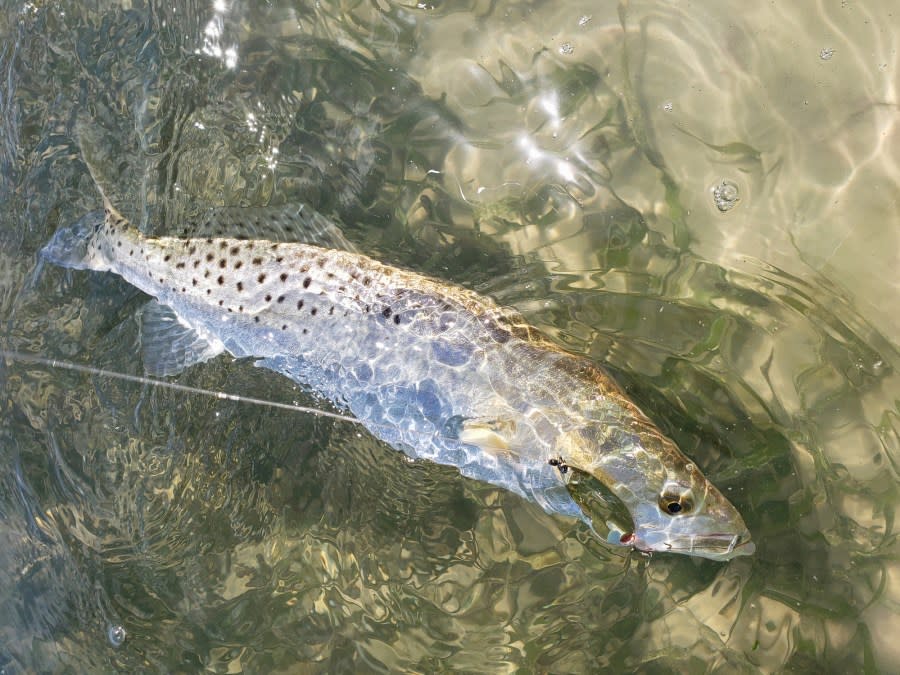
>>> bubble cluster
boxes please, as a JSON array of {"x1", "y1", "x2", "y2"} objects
[
  {"x1": 107, "y1": 624, "x2": 127, "y2": 647},
  {"x1": 712, "y1": 180, "x2": 740, "y2": 212}
]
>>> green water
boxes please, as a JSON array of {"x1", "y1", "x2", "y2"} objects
[{"x1": 1, "y1": 0, "x2": 898, "y2": 672}]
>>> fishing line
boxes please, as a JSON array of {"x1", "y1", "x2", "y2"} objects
[
  {"x1": 0, "y1": 350, "x2": 364, "y2": 425},
  {"x1": 0, "y1": 350, "x2": 515, "y2": 454}
]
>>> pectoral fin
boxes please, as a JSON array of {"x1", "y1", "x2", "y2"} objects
[
  {"x1": 138, "y1": 301, "x2": 224, "y2": 376},
  {"x1": 444, "y1": 415, "x2": 517, "y2": 456}
]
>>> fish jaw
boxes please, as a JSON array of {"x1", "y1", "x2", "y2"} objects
[{"x1": 627, "y1": 512, "x2": 756, "y2": 561}]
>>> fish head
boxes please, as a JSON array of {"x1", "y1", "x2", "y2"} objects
[{"x1": 559, "y1": 422, "x2": 754, "y2": 561}]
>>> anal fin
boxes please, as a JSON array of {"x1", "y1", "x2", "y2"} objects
[{"x1": 138, "y1": 301, "x2": 224, "y2": 376}]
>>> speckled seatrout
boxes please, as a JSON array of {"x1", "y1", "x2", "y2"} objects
[{"x1": 41, "y1": 199, "x2": 754, "y2": 561}]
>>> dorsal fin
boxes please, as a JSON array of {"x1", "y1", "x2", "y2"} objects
[
  {"x1": 176, "y1": 203, "x2": 358, "y2": 252},
  {"x1": 101, "y1": 194, "x2": 131, "y2": 230}
]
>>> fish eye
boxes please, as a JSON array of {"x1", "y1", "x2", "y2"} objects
[{"x1": 659, "y1": 488, "x2": 693, "y2": 516}]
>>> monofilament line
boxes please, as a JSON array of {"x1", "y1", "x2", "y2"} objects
[{"x1": 0, "y1": 350, "x2": 363, "y2": 425}]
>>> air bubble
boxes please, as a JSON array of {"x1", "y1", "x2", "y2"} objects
[
  {"x1": 559, "y1": 42, "x2": 574, "y2": 56},
  {"x1": 819, "y1": 47, "x2": 835, "y2": 61},
  {"x1": 107, "y1": 624, "x2": 126, "y2": 647},
  {"x1": 662, "y1": 101, "x2": 673, "y2": 112},
  {"x1": 713, "y1": 180, "x2": 740, "y2": 212}
]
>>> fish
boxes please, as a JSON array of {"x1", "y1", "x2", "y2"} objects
[{"x1": 39, "y1": 198, "x2": 755, "y2": 561}]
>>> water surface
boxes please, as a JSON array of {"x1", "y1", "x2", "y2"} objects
[{"x1": 1, "y1": 0, "x2": 899, "y2": 672}]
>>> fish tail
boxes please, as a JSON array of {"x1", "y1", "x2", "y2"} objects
[{"x1": 40, "y1": 208, "x2": 112, "y2": 271}]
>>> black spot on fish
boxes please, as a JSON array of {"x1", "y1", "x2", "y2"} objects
[
  {"x1": 302, "y1": 328, "x2": 308, "y2": 335},
  {"x1": 181, "y1": 287, "x2": 185, "y2": 292},
  {"x1": 206, "y1": 253, "x2": 214, "y2": 262},
  {"x1": 303, "y1": 277, "x2": 311, "y2": 288},
  {"x1": 237, "y1": 282, "x2": 243, "y2": 292},
  {"x1": 277, "y1": 295, "x2": 285, "y2": 303},
  {"x1": 254, "y1": 316, "x2": 260, "y2": 323},
  {"x1": 219, "y1": 259, "x2": 226, "y2": 268},
  {"x1": 176, "y1": 262, "x2": 185, "y2": 269},
  {"x1": 163, "y1": 254, "x2": 170, "y2": 261},
  {"x1": 317, "y1": 258, "x2": 325, "y2": 267},
  {"x1": 297, "y1": 299, "x2": 304, "y2": 310},
  {"x1": 189, "y1": 245, "x2": 196, "y2": 255},
  {"x1": 281, "y1": 324, "x2": 287, "y2": 330},
  {"x1": 310, "y1": 307, "x2": 317, "y2": 316},
  {"x1": 235, "y1": 260, "x2": 242, "y2": 269},
  {"x1": 280, "y1": 273, "x2": 288, "y2": 282},
  {"x1": 230, "y1": 246, "x2": 239, "y2": 256},
  {"x1": 265, "y1": 294, "x2": 272, "y2": 302},
  {"x1": 204, "y1": 270, "x2": 210, "y2": 278},
  {"x1": 382, "y1": 307, "x2": 392, "y2": 319},
  {"x1": 193, "y1": 260, "x2": 200, "y2": 268},
  {"x1": 363, "y1": 277, "x2": 371, "y2": 286},
  {"x1": 219, "y1": 241, "x2": 227, "y2": 249},
  {"x1": 394, "y1": 314, "x2": 401, "y2": 325},
  {"x1": 489, "y1": 327, "x2": 511, "y2": 344},
  {"x1": 218, "y1": 300, "x2": 224, "y2": 306},
  {"x1": 207, "y1": 289, "x2": 211, "y2": 295},
  {"x1": 192, "y1": 279, "x2": 197, "y2": 286},
  {"x1": 258, "y1": 273, "x2": 266, "y2": 283},
  {"x1": 129, "y1": 250, "x2": 133, "y2": 256},
  {"x1": 276, "y1": 257, "x2": 284, "y2": 263},
  {"x1": 239, "y1": 305, "x2": 243, "y2": 312},
  {"x1": 217, "y1": 275, "x2": 224, "y2": 285},
  {"x1": 329, "y1": 306, "x2": 334, "y2": 315},
  {"x1": 252, "y1": 258, "x2": 262, "y2": 265},
  {"x1": 365, "y1": 305, "x2": 370, "y2": 312},
  {"x1": 327, "y1": 272, "x2": 334, "y2": 279}
]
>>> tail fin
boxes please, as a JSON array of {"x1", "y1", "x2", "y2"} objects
[{"x1": 40, "y1": 210, "x2": 108, "y2": 271}]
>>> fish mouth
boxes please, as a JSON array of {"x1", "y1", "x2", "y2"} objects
[{"x1": 631, "y1": 531, "x2": 755, "y2": 561}]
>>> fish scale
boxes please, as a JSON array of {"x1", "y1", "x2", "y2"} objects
[{"x1": 40, "y1": 199, "x2": 755, "y2": 560}]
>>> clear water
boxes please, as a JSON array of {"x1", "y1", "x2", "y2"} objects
[{"x1": 1, "y1": 0, "x2": 898, "y2": 672}]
